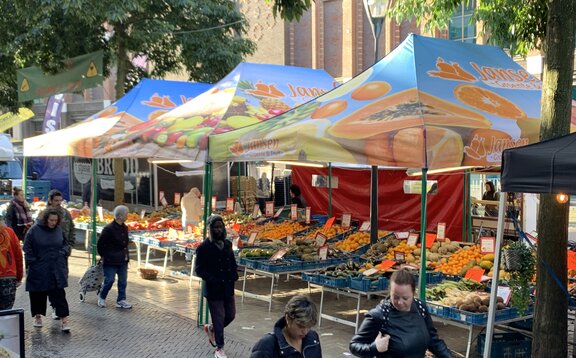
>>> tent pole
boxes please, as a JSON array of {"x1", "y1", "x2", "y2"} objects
[
  {"x1": 418, "y1": 168, "x2": 428, "y2": 300},
  {"x1": 462, "y1": 171, "x2": 467, "y2": 242},
  {"x1": 22, "y1": 157, "x2": 28, "y2": 200},
  {"x1": 467, "y1": 171, "x2": 473, "y2": 242},
  {"x1": 370, "y1": 166, "x2": 378, "y2": 244},
  {"x1": 91, "y1": 159, "x2": 98, "y2": 266},
  {"x1": 484, "y1": 192, "x2": 507, "y2": 357},
  {"x1": 153, "y1": 164, "x2": 159, "y2": 210},
  {"x1": 328, "y1": 163, "x2": 332, "y2": 217}
]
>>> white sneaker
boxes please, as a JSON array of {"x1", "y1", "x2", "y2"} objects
[
  {"x1": 51, "y1": 308, "x2": 60, "y2": 320},
  {"x1": 214, "y1": 348, "x2": 227, "y2": 358},
  {"x1": 97, "y1": 297, "x2": 106, "y2": 308},
  {"x1": 115, "y1": 300, "x2": 132, "y2": 309}
]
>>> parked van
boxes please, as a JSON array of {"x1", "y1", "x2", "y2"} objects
[{"x1": 0, "y1": 134, "x2": 23, "y2": 201}]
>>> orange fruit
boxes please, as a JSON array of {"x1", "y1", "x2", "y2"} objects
[
  {"x1": 311, "y1": 100, "x2": 348, "y2": 119},
  {"x1": 391, "y1": 126, "x2": 464, "y2": 169},
  {"x1": 351, "y1": 81, "x2": 391, "y2": 101},
  {"x1": 454, "y1": 84, "x2": 527, "y2": 119}
]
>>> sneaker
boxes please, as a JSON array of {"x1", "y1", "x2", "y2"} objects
[
  {"x1": 61, "y1": 320, "x2": 71, "y2": 333},
  {"x1": 97, "y1": 297, "x2": 106, "y2": 308},
  {"x1": 203, "y1": 324, "x2": 216, "y2": 347},
  {"x1": 214, "y1": 348, "x2": 227, "y2": 358},
  {"x1": 33, "y1": 315, "x2": 42, "y2": 328},
  {"x1": 115, "y1": 300, "x2": 132, "y2": 309},
  {"x1": 51, "y1": 308, "x2": 60, "y2": 320}
]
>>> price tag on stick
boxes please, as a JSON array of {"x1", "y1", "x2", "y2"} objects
[
  {"x1": 174, "y1": 192, "x2": 181, "y2": 206},
  {"x1": 318, "y1": 245, "x2": 328, "y2": 260},
  {"x1": 226, "y1": 198, "x2": 234, "y2": 212},
  {"x1": 341, "y1": 213, "x2": 351, "y2": 228},
  {"x1": 265, "y1": 202, "x2": 274, "y2": 217},
  {"x1": 305, "y1": 207, "x2": 311, "y2": 224},
  {"x1": 248, "y1": 232, "x2": 258, "y2": 245},
  {"x1": 359, "y1": 221, "x2": 370, "y2": 232},
  {"x1": 480, "y1": 237, "x2": 496, "y2": 254},
  {"x1": 315, "y1": 233, "x2": 328, "y2": 247},
  {"x1": 290, "y1": 204, "x2": 298, "y2": 221},
  {"x1": 407, "y1": 233, "x2": 419, "y2": 247},
  {"x1": 437, "y1": 222, "x2": 446, "y2": 241}
]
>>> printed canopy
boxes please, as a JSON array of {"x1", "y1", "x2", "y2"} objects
[
  {"x1": 210, "y1": 34, "x2": 542, "y2": 170},
  {"x1": 93, "y1": 62, "x2": 335, "y2": 161},
  {"x1": 24, "y1": 79, "x2": 211, "y2": 157}
]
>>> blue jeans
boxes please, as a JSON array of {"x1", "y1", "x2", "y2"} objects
[{"x1": 99, "y1": 263, "x2": 128, "y2": 302}]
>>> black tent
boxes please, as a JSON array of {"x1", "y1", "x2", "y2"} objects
[{"x1": 501, "y1": 132, "x2": 576, "y2": 194}]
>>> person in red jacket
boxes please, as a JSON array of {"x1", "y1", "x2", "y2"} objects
[{"x1": 0, "y1": 218, "x2": 24, "y2": 310}]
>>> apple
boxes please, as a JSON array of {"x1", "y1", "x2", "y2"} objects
[{"x1": 166, "y1": 116, "x2": 205, "y2": 132}]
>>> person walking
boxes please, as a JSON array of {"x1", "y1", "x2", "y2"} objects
[
  {"x1": 5, "y1": 187, "x2": 33, "y2": 242},
  {"x1": 0, "y1": 218, "x2": 24, "y2": 310},
  {"x1": 23, "y1": 208, "x2": 71, "y2": 332},
  {"x1": 349, "y1": 269, "x2": 451, "y2": 358},
  {"x1": 195, "y1": 215, "x2": 238, "y2": 358},
  {"x1": 181, "y1": 187, "x2": 202, "y2": 229},
  {"x1": 250, "y1": 295, "x2": 322, "y2": 358},
  {"x1": 96, "y1": 205, "x2": 132, "y2": 309}
]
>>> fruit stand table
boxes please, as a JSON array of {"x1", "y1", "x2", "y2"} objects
[{"x1": 130, "y1": 234, "x2": 178, "y2": 277}]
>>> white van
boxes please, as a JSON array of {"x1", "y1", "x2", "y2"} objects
[{"x1": 0, "y1": 134, "x2": 23, "y2": 200}]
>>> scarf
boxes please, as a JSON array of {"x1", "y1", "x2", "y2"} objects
[{"x1": 12, "y1": 199, "x2": 32, "y2": 225}]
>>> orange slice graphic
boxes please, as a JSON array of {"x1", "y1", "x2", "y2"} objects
[{"x1": 454, "y1": 84, "x2": 527, "y2": 119}]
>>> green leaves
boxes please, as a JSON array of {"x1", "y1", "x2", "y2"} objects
[{"x1": 265, "y1": 0, "x2": 313, "y2": 22}]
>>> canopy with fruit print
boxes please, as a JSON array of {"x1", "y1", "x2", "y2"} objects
[
  {"x1": 23, "y1": 79, "x2": 211, "y2": 157},
  {"x1": 90, "y1": 62, "x2": 335, "y2": 161},
  {"x1": 210, "y1": 34, "x2": 543, "y2": 170}
]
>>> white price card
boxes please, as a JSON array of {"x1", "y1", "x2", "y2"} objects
[
  {"x1": 497, "y1": 286, "x2": 512, "y2": 305},
  {"x1": 315, "y1": 233, "x2": 328, "y2": 247},
  {"x1": 305, "y1": 207, "x2": 311, "y2": 224},
  {"x1": 363, "y1": 268, "x2": 379, "y2": 276},
  {"x1": 226, "y1": 198, "x2": 234, "y2": 212},
  {"x1": 359, "y1": 221, "x2": 370, "y2": 232},
  {"x1": 290, "y1": 204, "x2": 298, "y2": 221},
  {"x1": 274, "y1": 207, "x2": 284, "y2": 218},
  {"x1": 252, "y1": 204, "x2": 260, "y2": 219},
  {"x1": 174, "y1": 192, "x2": 182, "y2": 206},
  {"x1": 341, "y1": 213, "x2": 352, "y2": 228},
  {"x1": 265, "y1": 201, "x2": 274, "y2": 217},
  {"x1": 394, "y1": 232, "x2": 410, "y2": 239},
  {"x1": 394, "y1": 251, "x2": 405, "y2": 262},
  {"x1": 269, "y1": 248, "x2": 288, "y2": 261},
  {"x1": 159, "y1": 191, "x2": 168, "y2": 207},
  {"x1": 140, "y1": 209, "x2": 146, "y2": 219},
  {"x1": 407, "y1": 233, "x2": 419, "y2": 247},
  {"x1": 437, "y1": 222, "x2": 446, "y2": 241},
  {"x1": 211, "y1": 196, "x2": 217, "y2": 211},
  {"x1": 286, "y1": 234, "x2": 294, "y2": 245},
  {"x1": 480, "y1": 237, "x2": 496, "y2": 254},
  {"x1": 318, "y1": 245, "x2": 328, "y2": 260},
  {"x1": 248, "y1": 231, "x2": 258, "y2": 245},
  {"x1": 97, "y1": 206, "x2": 104, "y2": 222}
]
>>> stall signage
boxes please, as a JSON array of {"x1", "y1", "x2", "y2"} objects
[
  {"x1": 394, "y1": 232, "x2": 410, "y2": 240},
  {"x1": 497, "y1": 286, "x2": 512, "y2": 305},
  {"x1": 211, "y1": 196, "x2": 217, "y2": 211},
  {"x1": 437, "y1": 223, "x2": 446, "y2": 241},
  {"x1": 174, "y1": 192, "x2": 181, "y2": 206},
  {"x1": 265, "y1": 201, "x2": 274, "y2": 217},
  {"x1": 168, "y1": 228, "x2": 179, "y2": 239},
  {"x1": 97, "y1": 206, "x2": 104, "y2": 222},
  {"x1": 568, "y1": 250, "x2": 576, "y2": 270},
  {"x1": 318, "y1": 245, "x2": 328, "y2": 260},
  {"x1": 425, "y1": 233, "x2": 436, "y2": 248},
  {"x1": 480, "y1": 237, "x2": 496, "y2": 254},
  {"x1": 286, "y1": 234, "x2": 294, "y2": 245},
  {"x1": 159, "y1": 191, "x2": 168, "y2": 207},
  {"x1": 226, "y1": 198, "x2": 235, "y2": 212},
  {"x1": 252, "y1": 204, "x2": 260, "y2": 219},
  {"x1": 324, "y1": 217, "x2": 336, "y2": 228},
  {"x1": 274, "y1": 207, "x2": 284, "y2": 218},
  {"x1": 359, "y1": 221, "x2": 370, "y2": 232},
  {"x1": 305, "y1": 207, "x2": 311, "y2": 224},
  {"x1": 363, "y1": 268, "x2": 379, "y2": 276},
  {"x1": 407, "y1": 233, "x2": 419, "y2": 247},
  {"x1": 341, "y1": 213, "x2": 352, "y2": 228},
  {"x1": 186, "y1": 224, "x2": 194, "y2": 233},
  {"x1": 269, "y1": 248, "x2": 288, "y2": 261},
  {"x1": 380, "y1": 260, "x2": 396, "y2": 270},
  {"x1": 140, "y1": 209, "x2": 146, "y2": 219},
  {"x1": 248, "y1": 231, "x2": 258, "y2": 245},
  {"x1": 315, "y1": 233, "x2": 328, "y2": 247},
  {"x1": 465, "y1": 267, "x2": 485, "y2": 282},
  {"x1": 290, "y1": 204, "x2": 298, "y2": 221},
  {"x1": 394, "y1": 251, "x2": 405, "y2": 262},
  {"x1": 232, "y1": 237, "x2": 240, "y2": 251}
]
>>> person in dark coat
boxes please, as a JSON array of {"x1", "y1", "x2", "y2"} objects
[
  {"x1": 23, "y1": 208, "x2": 71, "y2": 332},
  {"x1": 349, "y1": 269, "x2": 451, "y2": 358},
  {"x1": 482, "y1": 181, "x2": 499, "y2": 217},
  {"x1": 195, "y1": 215, "x2": 238, "y2": 358},
  {"x1": 250, "y1": 295, "x2": 322, "y2": 358},
  {"x1": 5, "y1": 187, "x2": 33, "y2": 241},
  {"x1": 97, "y1": 205, "x2": 132, "y2": 309},
  {"x1": 289, "y1": 184, "x2": 307, "y2": 209}
]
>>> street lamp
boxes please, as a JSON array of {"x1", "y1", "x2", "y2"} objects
[{"x1": 363, "y1": 0, "x2": 390, "y2": 244}]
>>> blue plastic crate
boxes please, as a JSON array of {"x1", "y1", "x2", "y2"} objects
[
  {"x1": 426, "y1": 302, "x2": 450, "y2": 317},
  {"x1": 415, "y1": 272, "x2": 444, "y2": 285},
  {"x1": 477, "y1": 332, "x2": 531, "y2": 358},
  {"x1": 508, "y1": 318, "x2": 533, "y2": 331},
  {"x1": 349, "y1": 276, "x2": 389, "y2": 292},
  {"x1": 311, "y1": 215, "x2": 328, "y2": 225},
  {"x1": 319, "y1": 274, "x2": 349, "y2": 288}
]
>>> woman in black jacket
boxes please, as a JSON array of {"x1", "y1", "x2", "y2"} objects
[
  {"x1": 250, "y1": 295, "x2": 322, "y2": 358},
  {"x1": 349, "y1": 269, "x2": 451, "y2": 358},
  {"x1": 5, "y1": 187, "x2": 33, "y2": 241}
]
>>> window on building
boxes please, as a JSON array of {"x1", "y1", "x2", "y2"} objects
[{"x1": 449, "y1": 1, "x2": 477, "y2": 43}]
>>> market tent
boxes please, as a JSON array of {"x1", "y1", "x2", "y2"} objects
[
  {"x1": 501, "y1": 132, "x2": 576, "y2": 194},
  {"x1": 210, "y1": 34, "x2": 542, "y2": 169},
  {"x1": 23, "y1": 79, "x2": 211, "y2": 157},
  {"x1": 94, "y1": 62, "x2": 335, "y2": 161}
]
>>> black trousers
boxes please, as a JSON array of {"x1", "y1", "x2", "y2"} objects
[{"x1": 29, "y1": 288, "x2": 69, "y2": 318}]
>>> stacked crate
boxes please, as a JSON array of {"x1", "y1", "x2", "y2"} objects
[{"x1": 230, "y1": 176, "x2": 257, "y2": 212}]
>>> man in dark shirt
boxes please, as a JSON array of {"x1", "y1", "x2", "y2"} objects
[{"x1": 96, "y1": 205, "x2": 132, "y2": 309}]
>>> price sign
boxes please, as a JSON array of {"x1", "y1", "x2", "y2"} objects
[
  {"x1": 480, "y1": 237, "x2": 496, "y2": 254},
  {"x1": 269, "y1": 248, "x2": 288, "y2": 261},
  {"x1": 315, "y1": 233, "x2": 328, "y2": 247},
  {"x1": 140, "y1": 209, "x2": 146, "y2": 219},
  {"x1": 437, "y1": 222, "x2": 446, "y2": 241},
  {"x1": 186, "y1": 224, "x2": 194, "y2": 233},
  {"x1": 265, "y1": 201, "x2": 274, "y2": 217},
  {"x1": 425, "y1": 233, "x2": 436, "y2": 248},
  {"x1": 211, "y1": 196, "x2": 217, "y2": 211},
  {"x1": 252, "y1": 204, "x2": 260, "y2": 219},
  {"x1": 394, "y1": 232, "x2": 410, "y2": 240},
  {"x1": 168, "y1": 228, "x2": 179, "y2": 239},
  {"x1": 394, "y1": 251, "x2": 405, "y2": 262},
  {"x1": 290, "y1": 204, "x2": 298, "y2": 221},
  {"x1": 97, "y1": 206, "x2": 104, "y2": 222},
  {"x1": 341, "y1": 213, "x2": 352, "y2": 228},
  {"x1": 359, "y1": 221, "x2": 370, "y2": 232},
  {"x1": 363, "y1": 268, "x2": 379, "y2": 276},
  {"x1": 286, "y1": 234, "x2": 294, "y2": 245},
  {"x1": 200, "y1": 195, "x2": 205, "y2": 207},
  {"x1": 318, "y1": 245, "x2": 328, "y2": 260},
  {"x1": 407, "y1": 233, "x2": 419, "y2": 247},
  {"x1": 496, "y1": 286, "x2": 513, "y2": 305},
  {"x1": 174, "y1": 192, "x2": 182, "y2": 206},
  {"x1": 568, "y1": 250, "x2": 576, "y2": 270},
  {"x1": 274, "y1": 207, "x2": 284, "y2": 218},
  {"x1": 305, "y1": 207, "x2": 311, "y2": 224},
  {"x1": 226, "y1": 198, "x2": 235, "y2": 212},
  {"x1": 324, "y1": 217, "x2": 336, "y2": 228},
  {"x1": 465, "y1": 267, "x2": 485, "y2": 282},
  {"x1": 178, "y1": 231, "x2": 185, "y2": 240},
  {"x1": 248, "y1": 231, "x2": 258, "y2": 245},
  {"x1": 159, "y1": 191, "x2": 168, "y2": 207},
  {"x1": 232, "y1": 223, "x2": 241, "y2": 232},
  {"x1": 232, "y1": 237, "x2": 239, "y2": 251},
  {"x1": 379, "y1": 260, "x2": 396, "y2": 270}
]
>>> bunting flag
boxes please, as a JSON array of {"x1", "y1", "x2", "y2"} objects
[{"x1": 0, "y1": 108, "x2": 35, "y2": 132}]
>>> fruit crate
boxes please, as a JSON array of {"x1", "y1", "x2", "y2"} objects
[
  {"x1": 426, "y1": 302, "x2": 451, "y2": 317},
  {"x1": 477, "y1": 332, "x2": 531, "y2": 358},
  {"x1": 258, "y1": 259, "x2": 303, "y2": 273},
  {"x1": 415, "y1": 272, "x2": 444, "y2": 285},
  {"x1": 349, "y1": 276, "x2": 389, "y2": 292},
  {"x1": 319, "y1": 274, "x2": 349, "y2": 288},
  {"x1": 301, "y1": 272, "x2": 323, "y2": 285},
  {"x1": 446, "y1": 307, "x2": 516, "y2": 325}
]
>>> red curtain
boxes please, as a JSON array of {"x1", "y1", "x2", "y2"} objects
[{"x1": 292, "y1": 167, "x2": 465, "y2": 241}]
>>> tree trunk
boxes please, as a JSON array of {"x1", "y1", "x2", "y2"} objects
[
  {"x1": 532, "y1": 0, "x2": 575, "y2": 357},
  {"x1": 114, "y1": 22, "x2": 128, "y2": 205}
]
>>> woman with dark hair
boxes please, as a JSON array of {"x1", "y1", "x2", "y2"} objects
[
  {"x1": 23, "y1": 208, "x2": 71, "y2": 332},
  {"x1": 482, "y1": 181, "x2": 499, "y2": 217},
  {"x1": 250, "y1": 295, "x2": 322, "y2": 357},
  {"x1": 349, "y1": 269, "x2": 451, "y2": 358},
  {"x1": 5, "y1": 187, "x2": 33, "y2": 241},
  {"x1": 289, "y1": 184, "x2": 307, "y2": 209}
]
